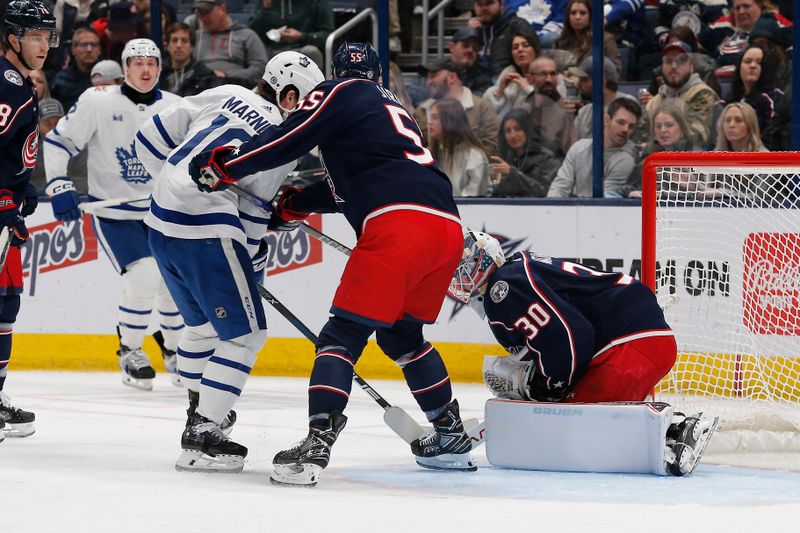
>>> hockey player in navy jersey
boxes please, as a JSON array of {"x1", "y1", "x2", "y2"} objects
[
  {"x1": 0, "y1": 0, "x2": 59, "y2": 440},
  {"x1": 451, "y1": 230, "x2": 718, "y2": 476},
  {"x1": 135, "y1": 51, "x2": 324, "y2": 472},
  {"x1": 43, "y1": 39, "x2": 183, "y2": 391},
  {"x1": 188, "y1": 42, "x2": 475, "y2": 486}
]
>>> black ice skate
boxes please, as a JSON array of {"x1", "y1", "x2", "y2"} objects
[
  {"x1": 153, "y1": 331, "x2": 181, "y2": 387},
  {"x1": 270, "y1": 411, "x2": 348, "y2": 487},
  {"x1": 186, "y1": 389, "x2": 236, "y2": 436},
  {"x1": 117, "y1": 344, "x2": 156, "y2": 390},
  {"x1": 175, "y1": 413, "x2": 248, "y2": 473},
  {"x1": 665, "y1": 412, "x2": 719, "y2": 476},
  {"x1": 411, "y1": 399, "x2": 477, "y2": 472},
  {"x1": 0, "y1": 392, "x2": 35, "y2": 438}
]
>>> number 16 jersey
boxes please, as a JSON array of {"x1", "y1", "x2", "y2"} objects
[{"x1": 224, "y1": 78, "x2": 460, "y2": 235}]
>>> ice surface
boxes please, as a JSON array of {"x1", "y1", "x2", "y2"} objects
[{"x1": 2, "y1": 372, "x2": 799, "y2": 533}]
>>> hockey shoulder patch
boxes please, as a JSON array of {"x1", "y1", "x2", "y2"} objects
[
  {"x1": 490, "y1": 280, "x2": 509, "y2": 303},
  {"x1": 4, "y1": 70, "x2": 23, "y2": 86},
  {"x1": 21, "y1": 129, "x2": 38, "y2": 169}
]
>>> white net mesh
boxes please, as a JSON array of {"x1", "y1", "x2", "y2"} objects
[{"x1": 648, "y1": 157, "x2": 800, "y2": 444}]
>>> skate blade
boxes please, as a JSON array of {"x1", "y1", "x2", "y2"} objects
[
  {"x1": 416, "y1": 452, "x2": 477, "y2": 472},
  {"x1": 175, "y1": 449, "x2": 244, "y2": 473},
  {"x1": 1, "y1": 422, "x2": 35, "y2": 438},
  {"x1": 121, "y1": 374, "x2": 154, "y2": 391},
  {"x1": 269, "y1": 463, "x2": 322, "y2": 487},
  {"x1": 680, "y1": 416, "x2": 720, "y2": 476}
]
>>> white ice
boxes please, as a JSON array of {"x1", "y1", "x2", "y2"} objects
[{"x1": 2, "y1": 372, "x2": 800, "y2": 533}]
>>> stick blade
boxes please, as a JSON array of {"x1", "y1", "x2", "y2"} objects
[{"x1": 383, "y1": 406, "x2": 424, "y2": 444}]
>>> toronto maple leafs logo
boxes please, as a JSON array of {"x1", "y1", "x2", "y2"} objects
[
  {"x1": 115, "y1": 142, "x2": 151, "y2": 184},
  {"x1": 298, "y1": 56, "x2": 311, "y2": 68},
  {"x1": 515, "y1": 0, "x2": 551, "y2": 25}
]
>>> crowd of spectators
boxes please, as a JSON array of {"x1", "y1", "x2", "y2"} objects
[{"x1": 20, "y1": 0, "x2": 796, "y2": 199}]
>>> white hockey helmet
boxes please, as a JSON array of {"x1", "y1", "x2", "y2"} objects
[
  {"x1": 263, "y1": 51, "x2": 324, "y2": 112},
  {"x1": 448, "y1": 229, "x2": 506, "y2": 311},
  {"x1": 121, "y1": 38, "x2": 161, "y2": 92}
]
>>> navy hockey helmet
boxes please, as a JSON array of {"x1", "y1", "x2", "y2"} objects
[
  {"x1": 1, "y1": 0, "x2": 59, "y2": 47},
  {"x1": 448, "y1": 229, "x2": 506, "y2": 306},
  {"x1": 331, "y1": 41, "x2": 381, "y2": 81}
]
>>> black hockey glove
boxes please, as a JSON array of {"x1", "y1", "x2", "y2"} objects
[
  {"x1": 21, "y1": 183, "x2": 38, "y2": 217},
  {"x1": 189, "y1": 146, "x2": 237, "y2": 192},
  {"x1": 267, "y1": 186, "x2": 310, "y2": 232},
  {"x1": 0, "y1": 189, "x2": 29, "y2": 244},
  {"x1": 528, "y1": 370, "x2": 569, "y2": 402}
]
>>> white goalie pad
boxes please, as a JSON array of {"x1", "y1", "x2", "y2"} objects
[{"x1": 485, "y1": 399, "x2": 673, "y2": 475}]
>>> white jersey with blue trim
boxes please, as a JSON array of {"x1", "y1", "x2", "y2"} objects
[
  {"x1": 43, "y1": 85, "x2": 181, "y2": 220},
  {"x1": 136, "y1": 84, "x2": 293, "y2": 254}
]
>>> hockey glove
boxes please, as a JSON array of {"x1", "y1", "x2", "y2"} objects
[
  {"x1": 45, "y1": 178, "x2": 81, "y2": 222},
  {"x1": 21, "y1": 183, "x2": 39, "y2": 217},
  {"x1": 0, "y1": 189, "x2": 29, "y2": 244},
  {"x1": 267, "y1": 186, "x2": 309, "y2": 232},
  {"x1": 189, "y1": 146, "x2": 237, "y2": 192}
]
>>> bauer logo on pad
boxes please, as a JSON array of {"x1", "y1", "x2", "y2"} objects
[{"x1": 742, "y1": 232, "x2": 800, "y2": 336}]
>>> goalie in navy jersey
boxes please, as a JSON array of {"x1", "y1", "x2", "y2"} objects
[
  {"x1": 451, "y1": 230, "x2": 718, "y2": 476},
  {"x1": 0, "y1": 0, "x2": 60, "y2": 440},
  {"x1": 188, "y1": 42, "x2": 475, "y2": 486}
]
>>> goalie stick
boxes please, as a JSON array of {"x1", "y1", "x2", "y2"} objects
[{"x1": 256, "y1": 283, "x2": 425, "y2": 444}]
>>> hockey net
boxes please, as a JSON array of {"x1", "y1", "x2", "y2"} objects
[{"x1": 642, "y1": 152, "x2": 800, "y2": 454}]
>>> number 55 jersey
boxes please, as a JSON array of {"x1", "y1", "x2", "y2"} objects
[{"x1": 223, "y1": 77, "x2": 460, "y2": 235}]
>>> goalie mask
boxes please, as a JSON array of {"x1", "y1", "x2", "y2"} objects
[
  {"x1": 263, "y1": 51, "x2": 324, "y2": 113},
  {"x1": 448, "y1": 230, "x2": 505, "y2": 316}
]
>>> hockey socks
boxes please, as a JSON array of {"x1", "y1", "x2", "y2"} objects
[
  {"x1": 393, "y1": 342, "x2": 452, "y2": 420},
  {"x1": 0, "y1": 325, "x2": 10, "y2": 392}
]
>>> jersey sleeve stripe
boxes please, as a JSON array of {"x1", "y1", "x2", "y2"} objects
[
  {"x1": 522, "y1": 253, "x2": 578, "y2": 388},
  {"x1": 153, "y1": 115, "x2": 177, "y2": 148},
  {"x1": 227, "y1": 79, "x2": 363, "y2": 168},
  {"x1": 135, "y1": 131, "x2": 167, "y2": 160},
  {"x1": 0, "y1": 96, "x2": 32, "y2": 136},
  {"x1": 43, "y1": 137, "x2": 78, "y2": 157},
  {"x1": 238, "y1": 210, "x2": 269, "y2": 224}
]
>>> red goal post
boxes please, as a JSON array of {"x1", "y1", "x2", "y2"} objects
[{"x1": 641, "y1": 151, "x2": 800, "y2": 453}]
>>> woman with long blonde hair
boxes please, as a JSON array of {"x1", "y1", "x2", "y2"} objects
[{"x1": 715, "y1": 102, "x2": 768, "y2": 152}]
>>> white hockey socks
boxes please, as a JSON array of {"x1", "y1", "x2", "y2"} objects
[
  {"x1": 118, "y1": 257, "x2": 161, "y2": 349},
  {"x1": 176, "y1": 322, "x2": 217, "y2": 392},
  {"x1": 156, "y1": 280, "x2": 183, "y2": 349}
]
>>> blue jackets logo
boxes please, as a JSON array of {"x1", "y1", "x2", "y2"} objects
[{"x1": 115, "y1": 142, "x2": 152, "y2": 184}]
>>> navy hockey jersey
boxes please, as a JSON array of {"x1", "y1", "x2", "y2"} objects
[
  {"x1": 225, "y1": 77, "x2": 459, "y2": 234},
  {"x1": 483, "y1": 252, "x2": 673, "y2": 399},
  {"x1": 0, "y1": 57, "x2": 39, "y2": 200}
]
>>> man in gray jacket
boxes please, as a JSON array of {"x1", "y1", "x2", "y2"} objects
[
  {"x1": 194, "y1": 0, "x2": 268, "y2": 88},
  {"x1": 547, "y1": 98, "x2": 641, "y2": 198}
]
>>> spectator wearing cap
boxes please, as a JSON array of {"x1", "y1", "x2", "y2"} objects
[
  {"x1": 725, "y1": 44, "x2": 783, "y2": 135},
  {"x1": 92, "y1": 1, "x2": 147, "y2": 63},
  {"x1": 567, "y1": 56, "x2": 637, "y2": 143},
  {"x1": 749, "y1": 12, "x2": 792, "y2": 90},
  {"x1": 638, "y1": 39, "x2": 718, "y2": 149},
  {"x1": 448, "y1": 27, "x2": 492, "y2": 96},
  {"x1": 521, "y1": 56, "x2": 568, "y2": 157},
  {"x1": 707, "y1": 0, "x2": 791, "y2": 77},
  {"x1": 162, "y1": 22, "x2": 222, "y2": 96},
  {"x1": 547, "y1": 97, "x2": 641, "y2": 199},
  {"x1": 644, "y1": 27, "x2": 720, "y2": 99},
  {"x1": 194, "y1": 0, "x2": 268, "y2": 88},
  {"x1": 467, "y1": 0, "x2": 536, "y2": 77},
  {"x1": 91, "y1": 59, "x2": 124, "y2": 86},
  {"x1": 484, "y1": 30, "x2": 540, "y2": 121},
  {"x1": 249, "y1": 0, "x2": 334, "y2": 69},
  {"x1": 51, "y1": 28, "x2": 101, "y2": 110},
  {"x1": 414, "y1": 58, "x2": 500, "y2": 155}
]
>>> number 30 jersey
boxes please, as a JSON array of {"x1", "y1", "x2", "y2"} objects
[
  {"x1": 136, "y1": 84, "x2": 292, "y2": 254},
  {"x1": 224, "y1": 77, "x2": 460, "y2": 235}
]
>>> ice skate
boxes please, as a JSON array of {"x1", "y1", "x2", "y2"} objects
[
  {"x1": 117, "y1": 345, "x2": 155, "y2": 390},
  {"x1": 186, "y1": 389, "x2": 236, "y2": 436},
  {"x1": 153, "y1": 331, "x2": 182, "y2": 387},
  {"x1": 411, "y1": 399, "x2": 476, "y2": 472},
  {"x1": 0, "y1": 392, "x2": 36, "y2": 438},
  {"x1": 665, "y1": 412, "x2": 719, "y2": 476},
  {"x1": 175, "y1": 413, "x2": 247, "y2": 473},
  {"x1": 270, "y1": 411, "x2": 348, "y2": 487}
]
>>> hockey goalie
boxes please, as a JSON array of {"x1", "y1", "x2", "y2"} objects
[{"x1": 449, "y1": 230, "x2": 718, "y2": 476}]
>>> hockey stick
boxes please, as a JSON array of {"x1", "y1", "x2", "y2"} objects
[
  {"x1": 287, "y1": 167, "x2": 326, "y2": 180},
  {"x1": 79, "y1": 195, "x2": 152, "y2": 213},
  {"x1": 0, "y1": 227, "x2": 12, "y2": 275},
  {"x1": 256, "y1": 283, "x2": 425, "y2": 444}
]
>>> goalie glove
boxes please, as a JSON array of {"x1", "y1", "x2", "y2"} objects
[
  {"x1": 482, "y1": 355, "x2": 534, "y2": 401},
  {"x1": 189, "y1": 146, "x2": 238, "y2": 192},
  {"x1": 267, "y1": 186, "x2": 310, "y2": 232}
]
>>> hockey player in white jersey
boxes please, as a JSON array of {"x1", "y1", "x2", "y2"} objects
[
  {"x1": 43, "y1": 39, "x2": 184, "y2": 390},
  {"x1": 135, "y1": 51, "x2": 324, "y2": 472}
]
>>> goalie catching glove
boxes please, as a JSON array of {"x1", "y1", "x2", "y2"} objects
[
  {"x1": 267, "y1": 186, "x2": 310, "y2": 232},
  {"x1": 189, "y1": 146, "x2": 238, "y2": 192},
  {"x1": 483, "y1": 354, "x2": 567, "y2": 402}
]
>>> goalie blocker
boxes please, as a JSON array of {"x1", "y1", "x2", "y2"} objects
[{"x1": 485, "y1": 398, "x2": 718, "y2": 476}]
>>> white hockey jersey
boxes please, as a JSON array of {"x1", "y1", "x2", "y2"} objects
[
  {"x1": 43, "y1": 85, "x2": 181, "y2": 220},
  {"x1": 136, "y1": 84, "x2": 293, "y2": 255}
]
